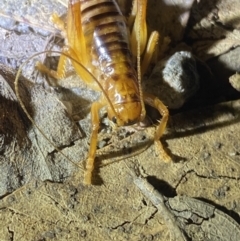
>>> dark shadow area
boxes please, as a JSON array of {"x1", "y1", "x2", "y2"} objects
[
  {"x1": 144, "y1": 99, "x2": 240, "y2": 162},
  {"x1": 161, "y1": 137, "x2": 187, "y2": 163},
  {"x1": 141, "y1": 0, "x2": 240, "y2": 116},
  {"x1": 184, "y1": 0, "x2": 240, "y2": 106},
  {"x1": 57, "y1": 86, "x2": 93, "y2": 121},
  {"x1": 91, "y1": 157, "x2": 104, "y2": 186},
  {"x1": 98, "y1": 139, "x2": 153, "y2": 165},
  {"x1": 0, "y1": 65, "x2": 33, "y2": 145},
  {"x1": 166, "y1": 102, "x2": 240, "y2": 140},
  {"x1": 146, "y1": 175, "x2": 177, "y2": 198}
]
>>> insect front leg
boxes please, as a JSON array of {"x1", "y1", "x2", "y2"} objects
[
  {"x1": 143, "y1": 93, "x2": 171, "y2": 162},
  {"x1": 84, "y1": 100, "x2": 105, "y2": 185}
]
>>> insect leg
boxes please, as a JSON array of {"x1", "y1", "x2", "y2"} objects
[
  {"x1": 36, "y1": 0, "x2": 89, "y2": 84},
  {"x1": 128, "y1": 0, "x2": 138, "y2": 29},
  {"x1": 84, "y1": 100, "x2": 105, "y2": 185},
  {"x1": 141, "y1": 31, "x2": 159, "y2": 76},
  {"x1": 143, "y1": 93, "x2": 171, "y2": 162},
  {"x1": 36, "y1": 50, "x2": 68, "y2": 81},
  {"x1": 35, "y1": 9, "x2": 68, "y2": 82},
  {"x1": 130, "y1": 0, "x2": 148, "y2": 56},
  {"x1": 67, "y1": 0, "x2": 88, "y2": 66},
  {"x1": 50, "y1": 13, "x2": 65, "y2": 32}
]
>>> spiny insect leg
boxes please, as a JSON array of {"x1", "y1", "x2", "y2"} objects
[
  {"x1": 130, "y1": 0, "x2": 148, "y2": 56},
  {"x1": 36, "y1": 49, "x2": 68, "y2": 81},
  {"x1": 35, "y1": 46, "x2": 81, "y2": 87},
  {"x1": 51, "y1": 13, "x2": 65, "y2": 32},
  {"x1": 143, "y1": 93, "x2": 171, "y2": 162},
  {"x1": 128, "y1": 0, "x2": 137, "y2": 28},
  {"x1": 67, "y1": 0, "x2": 88, "y2": 66},
  {"x1": 141, "y1": 31, "x2": 159, "y2": 76},
  {"x1": 84, "y1": 101, "x2": 105, "y2": 185}
]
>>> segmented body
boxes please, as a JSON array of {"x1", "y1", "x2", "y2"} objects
[
  {"x1": 33, "y1": 0, "x2": 170, "y2": 184},
  {"x1": 79, "y1": 0, "x2": 142, "y2": 125}
]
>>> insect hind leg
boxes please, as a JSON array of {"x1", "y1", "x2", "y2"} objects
[
  {"x1": 51, "y1": 13, "x2": 65, "y2": 33},
  {"x1": 35, "y1": 11, "x2": 68, "y2": 81},
  {"x1": 129, "y1": 0, "x2": 159, "y2": 76},
  {"x1": 36, "y1": 46, "x2": 97, "y2": 89},
  {"x1": 141, "y1": 31, "x2": 159, "y2": 76},
  {"x1": 130, "y1": 0, "x2": 148, "y2": 57}
]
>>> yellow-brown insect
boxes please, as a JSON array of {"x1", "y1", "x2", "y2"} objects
[{"x1": 36, "y1": 0, "x2": 171, "y2": 185}]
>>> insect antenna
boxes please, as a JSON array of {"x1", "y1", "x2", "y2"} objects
[
  {"x1": 14, "y1": 51, "x2": 118, "y2": 171},
  {"x1": 14, "y1": 51, "x2": 84, "y2": 171}
]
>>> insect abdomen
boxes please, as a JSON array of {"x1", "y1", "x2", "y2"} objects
[
  {"x1": 80, "y1": 0, "x2": 136, "y2": 83},
  {"x1": 80, "y1": 0, "x2": 142, "y2": 126}
]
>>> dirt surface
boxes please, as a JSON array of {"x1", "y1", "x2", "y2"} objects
[{"x1": 0, "y1": 0, "x2": 240, "y2": 240}]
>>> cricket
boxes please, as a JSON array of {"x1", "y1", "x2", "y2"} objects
[{"x1": 18, "y1": 0, "x2": 172, "y2": 185}]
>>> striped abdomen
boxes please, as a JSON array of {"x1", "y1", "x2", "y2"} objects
[{"x1": 80, "y1": 0, "x2": 142, "y2": 126}]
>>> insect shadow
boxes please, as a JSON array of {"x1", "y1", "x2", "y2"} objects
[{"x1": 146, "y1": 175, "x2": 177, "y2": 198}]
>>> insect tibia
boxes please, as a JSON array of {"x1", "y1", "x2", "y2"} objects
[
  {"x1": 35, "y1": 61, "x2": 62, "y2": 81},
  {"x1": 35, "y1": 48, "x2": 70, "y2": 81}
]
